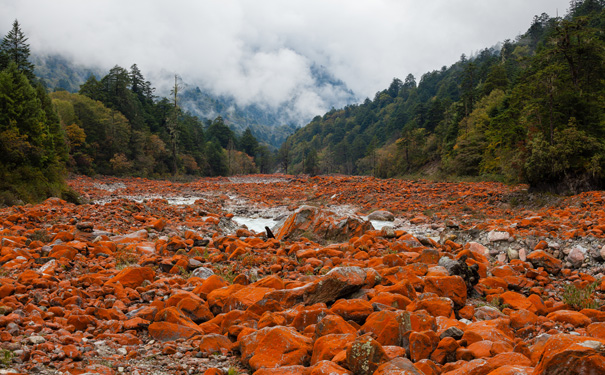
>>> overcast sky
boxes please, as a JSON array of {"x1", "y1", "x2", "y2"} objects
[{"x1": 1, "y1": 0, "x2": 572, "y2": 120}]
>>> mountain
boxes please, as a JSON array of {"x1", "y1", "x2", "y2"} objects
[
  {"x1": 284, "y1": 0, "x2": 605, "y2": 193},
  {"x1": 32, "y1": 54, "x2": 356, "y2": 148}
]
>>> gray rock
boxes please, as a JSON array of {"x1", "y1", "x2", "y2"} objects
[
  {"x1": 368, "y1": 210, "x2": 395, "y2": 221},
  {"x1": 488, "y1": 230, "x2": 510, "y2": 242},
  {"x1": 440, "y1": 326, "x2": 464, "y2": 340},
  {"x1": 190, "y1": 267, "x2": 214, "y2": 280}
]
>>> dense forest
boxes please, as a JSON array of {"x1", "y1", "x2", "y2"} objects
[
  {"x1": 0, "y1": 20, "x2": 274, "y2": 204},
  {"x1": 1, "y1": 0, "x2": 604, "y2": 205},
  {"x1": 283, "y1": 0, "x2": 605, "y2": 193}
]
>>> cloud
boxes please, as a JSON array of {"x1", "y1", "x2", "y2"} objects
[{"x1": 0, "y1": 0, "x2": 572, "y2": 121}]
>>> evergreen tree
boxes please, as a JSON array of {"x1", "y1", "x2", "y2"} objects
[
  {"x1": 240, "y1": 127, "x2": 259, "y2": 156},
  {"x1": 0, "y1": 20, "x2": 35, "y2": 80}
]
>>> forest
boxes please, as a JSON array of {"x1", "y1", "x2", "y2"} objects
[
  {"x1": 283, "y1": 0, "x2": 605, "y2": 193},
  {"x1": 0, "y1": 19, "x2": 273, "y2": 204},
  {"x1": 0, "y1": 0, "x2": 604, "y2": 205}
]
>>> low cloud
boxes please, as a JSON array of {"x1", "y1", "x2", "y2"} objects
[{"x1": 1, "y1": 0, "x2": 571, "y2": 122}]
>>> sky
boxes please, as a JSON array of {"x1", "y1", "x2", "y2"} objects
[{"x1": 1, "y1": 0, "x2": 572, "y2": 121}]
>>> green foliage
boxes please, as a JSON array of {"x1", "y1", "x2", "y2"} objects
[
  {"x1": 561, "y1": 280, "x2": 602, "y2": 310},
  {"x1": 0, "y1": 19, "x2": 35, "y2": 80},
  {"x1": 0, "y1": 349, "x2": 13, "y2": 368},
  {"x1": 286, "y1": 0, "x2": 605, "y2": 192},
  {"x1": 51, "y1": 63, "x2": 267, "y2": 178}
]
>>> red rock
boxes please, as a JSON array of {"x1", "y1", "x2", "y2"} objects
[
  {"x1": 533, "y1": 334, "x2": 605, "y2": 375},
  {"x1": 346, "y1": 334, "x2": 390, "y2": 375},
  {"x1": 526, "y1": 250, "x2": 562, "y2": 275},
  {"x1": 360, "y1": 310, "x2": 405, "y2": 346},
  {"x1": 374, "y1": 357, "x2": 424, "y2": 375},
  {"x1": 314, "y1": 314, "x2": 357, "y2": 338},
  {"x1": 498, "y1": 291, "x2": 534, "y2": 311},
  {"x1": 303, "y1": 266, "x2": 369, "y2": 305},
  {"x1": 546, "y1": 310, "x2": 592, "y2": 327},
  {"x1": 148, "y1": 321, "x2": 200, "y2": 341},
  {"x1": 198, "y1": 333, "x2": 234, "y2": 355},
  {"x1": 309, "y1": 360, "x2": 352, "y2": 375},
  {"x1": 409, "y1": 331, "x2": 435, "y2": 363},
  {"x1": 66, "y1": 314, "x2": 97, "y2": 331},
  {"x1": 105, "y1": 266, "x2": 155, "y2": 288},
  {"x1": 239, "y1": 326, "x2": 312, "y2": 371},
  {"x1": 329, "y1": 298, "x2": 374, "y2": 323},
  {"x1": 423, "y1": 276, "x2": 467, "y2": 308}
]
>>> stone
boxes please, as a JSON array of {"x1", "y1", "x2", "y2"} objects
[
  {"x1": 488, "y1": 230, "x2": 510, "y2": 242},
  {"x1": 240, "y1": 326, "x2": 312, "y2": 371},
  {"x1": 533, "y1": 334, "x2": 605, "y2": 375},
  {"x1": 374, "y1": 357, "x2": 424, "y2": 375},
  {"x1": 105, "y1": 266, "x2": 155, "y2": 288},
  {"x1": 423, "y1": 275, "x2": 467, "y2": 309},
  {"x1": 368, "y1": 210, "x2": 395, "y2": 221},
  {"x1": 303, "y1": 267, "x2": 368, "y2": 305},
  {"x1": 191, "y1": 267, "x2": 215, "y2": 280},
  {"x1": 527, "y1": 250, "x2": 562, "y2": 275},
  {"x1": 567, "y1": 246, "x2": 586, "y2": 268},
  {"x1": 346, "y1": 334, "x2": 390, "y2": 375}
]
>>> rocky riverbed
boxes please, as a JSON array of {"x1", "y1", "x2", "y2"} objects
[{"x1": 1, "y1": 174, "x2": 605, "y2": 374}]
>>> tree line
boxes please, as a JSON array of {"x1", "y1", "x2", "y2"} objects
[
  {"x1": 282, "y1": 0, "x2": 605, "y2": 193},
  {"x1": 0, "y1": 19, "x2": 279, "y2": 204}
]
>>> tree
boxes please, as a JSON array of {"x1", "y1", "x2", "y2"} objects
[
  {"x1": 239, "y1": 127, "x2": 259, "y2": 156},
  {"x1": 278, "y1": 140, "x2": 291, "y2": 173},
  {"x1": 167, "y1": 74, "x2": 181, "y2": 175},
  {"x1": 0, "y1": 20, "x2": 35, "y2": 80},
  {"x1": 304, "y1": 148, "x2": 319, "y2": 176}
]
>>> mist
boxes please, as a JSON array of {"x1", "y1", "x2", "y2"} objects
[{"x1": 0, "y1": 0, "x2": 572, "y2": 122}]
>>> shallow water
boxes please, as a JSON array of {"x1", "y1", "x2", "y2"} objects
[
  {"x1": 232, "y1": 216, "x2": 279, "y2": 233},
  {"x1": 232, "y1": 215, "x2": 393, "y2": 233}
]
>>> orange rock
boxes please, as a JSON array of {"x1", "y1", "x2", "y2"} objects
[
  {"x1": 423, "y1": 276, "x2": 467, "y2": 308},
  {"x1": 148, "y1": 321, "x2": 201, "y2": 341},
  {"x1": 431, "y1": 336, "x2": 460, "y2": 365},
  {"x1": 311, "y1": 333, "x2": 357, "y2": 365},
  {"x1": 309, "y1": 360, "x2": 352, "y2": 375},
  {"x1": 303, "y1": 266, "x2": 369, "y2": 305},
  {"x1": 533, "y1": 334, "x2": 605, "y2": 375},
  {"x1": 526, "y1": 250, "x2": 562, "y2": 275},
  {"x1": 409, "y1": 331, "x2": 435, "y2": 363},
  {"x1": 374, "y1": 357, "x2": 424, "y2": 375},
  {"x1": 360, "y1": 310, "x2": 404, "y2": 346},
  {"x1": 329, "y1": 298, "x2": 374, "y2": 323},
  {"x1": 240, "y1": 326, "x2": 312, "y2": 371},
  {"x1": 198, "y1": 333, "x2": 234, "y2": 355},
  {"x1": 498, "y1": 291, "x2": 534, "y2": 311},
  {"x1": 314, "y1": 314, "x2": 357, "y2": 338},
  {"x1": 509, "y1": 309, "x2": 539, "y2": 330},
  {"x1": 105, "y1": 266, "x2": 155, "y2": 289},
  {"x1": 346, "y1": 334, "x2": 390, "y2": 375},
  {"x1": 546, "y1": 310, "x2": 592, "y2": 327}
]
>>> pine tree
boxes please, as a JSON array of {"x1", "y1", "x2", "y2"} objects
[{"x1": 0, "y1": 20, "x2": 35, "y2": 80}]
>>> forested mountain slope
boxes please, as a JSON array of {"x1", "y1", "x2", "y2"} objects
[{"x1": 285, "y1": 0, "x2": 605, "y2": 193}]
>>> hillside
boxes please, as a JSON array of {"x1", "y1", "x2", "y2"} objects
[
  {"x1": 33, "y1": 54, "x2": 356, "y2": 148},
  {"x1": 285, "y1": 0, "x2": 605, "y2": 193}
]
